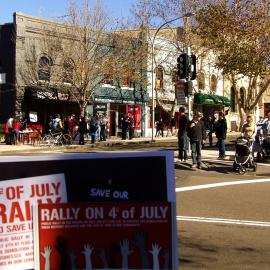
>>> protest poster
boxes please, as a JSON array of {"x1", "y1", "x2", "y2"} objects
[
  {"x1": 0, "y1": 174, "x2": 67, "y2": 270},
  {"x1": 0, "y1": 152, "x2": 175, "y2": 203},
  {"x1": 33, "y1": 202, "x2": 176, "y2": 270},
  {"x1": 0, "y1": 151, "x2": 177, "y2": 270}
]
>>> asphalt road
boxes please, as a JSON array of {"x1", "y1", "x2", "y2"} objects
[
  {"x1": 1, "y1": 139, "x2": 270, "y2": 269},
  {"x1": 175, "y1": 159, "x2": 270, "y2": 270}
]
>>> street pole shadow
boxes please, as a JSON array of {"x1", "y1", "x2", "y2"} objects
[{"x1": 202, "y1": 161, "x2": 234, "y2": 174}]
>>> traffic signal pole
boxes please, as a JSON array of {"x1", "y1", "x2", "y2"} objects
[{"x1": 151, "y1": 13, "x2": 194, "y2": 142}]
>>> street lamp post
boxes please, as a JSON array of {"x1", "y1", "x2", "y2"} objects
[{"x1": 151, "y1": 12, "x2": 194, "y2": 141}]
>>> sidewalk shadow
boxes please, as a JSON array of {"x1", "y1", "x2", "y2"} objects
[{"x1": 203, "y1": 160, "x2": 233, "y2": 174}]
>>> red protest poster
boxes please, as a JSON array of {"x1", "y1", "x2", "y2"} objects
[
  {"x1": 0, "y1": 174, "x2": 67, "y2": 270},
  {"x1": 34, "y1": 202, "x2": 177, "y2": 270}
]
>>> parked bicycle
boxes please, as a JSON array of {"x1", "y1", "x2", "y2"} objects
[{"x1": 42, "y1": 130, "x2": 72, "y2": 146}]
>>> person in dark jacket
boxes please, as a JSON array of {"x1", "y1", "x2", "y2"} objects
[
  {"x1": 215, "y1": 111, "x2": 227, "y2": 159},
  {"x1": 78, "y1": 117, "x2": 87, "y2": 145},
  {"x1": 204, "y1": 115, "x2": 214, "y2": 147},
  {"x1": 170, "y1": 117, "x2": 176, "y2": 135},
  {"x1": 187, "y1": 112, "x2": 206, "y2": 169},
  {"x1": 178, "y1": 107, "x2": 189, "y2": 161}
]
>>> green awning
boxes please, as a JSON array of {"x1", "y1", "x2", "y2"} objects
[
  {"x1": 94, "y1": 87, "x2": 148, "y2": 103},
  {"x1": 194, "y1": 93, "x2": 231, "y2": 107}
]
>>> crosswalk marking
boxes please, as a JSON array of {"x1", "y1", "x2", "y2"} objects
[
  {"x1": 176, "y1": 178, "x2": 270, "y2": 192},
  {"x1": 177, "y1": 215, "x2": 270, "y2": 227}
]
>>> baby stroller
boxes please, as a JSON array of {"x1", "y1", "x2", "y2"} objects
[{"x1": 233, "y1": 137, "x2": 257, "y2": 175}]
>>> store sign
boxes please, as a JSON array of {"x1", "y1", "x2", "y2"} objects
[
  {"x1": 36, "y1": 89, "x2": 72, "y2": 101},
  {"x1": 94, "y1": 104, "x2": 107, "y2": 115},
  {"x1": 175, "y1": 81, "x2": 186, "y2": 105},
  {"x1": 29, "y1": 111, "x2": 38, "y2": 123},
  {"x1": 0, "y1": 152, "x2": 177, "y2": 270}
]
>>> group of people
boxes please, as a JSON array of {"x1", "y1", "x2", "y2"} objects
[
  {"x1": 4, "y1": 115, "x2": 27, "y2": 145},
  {"x1": 177, "y1": 107, "x2": 270, "y2": 168},
  {"x1": 155, "y1": 117, "x2": 176, "y2": 137},
  {"x1": 48, "y1": 113, "x2": 109, "y2": 145},
  {"x1": 178, "y1": 107, "x2": 227, "y2": 169}
]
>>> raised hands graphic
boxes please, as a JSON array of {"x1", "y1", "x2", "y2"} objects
[
  {"x1": 120, "y1": 239, "x2": 133, "y2": 269},
  {"x1": 82, "y1": 244, "x2": 94, "y2": 270},
  {"x1": 41, "y1": 246, "x2": 52, "y2": 270},
  {"x1": 149, "y1": 243, "x2": 161, "y2": 270}
]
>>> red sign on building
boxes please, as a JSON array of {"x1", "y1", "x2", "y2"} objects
[{"x1": 127, "y1": 105, "x2": 142, "y2": 131}]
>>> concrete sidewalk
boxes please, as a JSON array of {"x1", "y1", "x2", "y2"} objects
[{"x1": 0, "y1": 132, "x2": 239, "y2": 160}]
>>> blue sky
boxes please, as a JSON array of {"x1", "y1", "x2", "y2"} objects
[{"x1": 0, "y1": 0, "x2": 138, "y2": 23}]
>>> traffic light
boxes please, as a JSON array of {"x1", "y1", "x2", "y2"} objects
[
  {"x1": 177, "y1": 53, "x2": 189, "y2": 79},
  {"x1": 190, "y1": 54, "x2": 197, "y2": 80}
]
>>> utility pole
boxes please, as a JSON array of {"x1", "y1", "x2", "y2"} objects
[
  {"x1": 183, "y1": 16, "x2": 192, "y2": 121},
  {"x1": 151, "y1": 13, "x2": 194, "y2": 141}
]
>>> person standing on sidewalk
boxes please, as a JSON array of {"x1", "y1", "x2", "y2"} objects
[
  {"x1": 187, "y1": 112, "x2": 206, "y2": 169},
  {"x1": 178, "y1": 107, "x2": 189, "y2": 162},
  {"x1": 215, "y1": 111, "x2": 227, "y2": 159}
]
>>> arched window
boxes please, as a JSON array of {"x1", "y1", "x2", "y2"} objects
[
  {"x1": 240, "y1": 87, "x2": 245, "y2": 108},
  {"x1": 171, "y1": 69, "x2": 177, "y2": 84},
  {"x1": 231, "y1": 86, "x2": 236, "y2": 112},
  {"x1": 155, "y1": 66, "x2": 164, "y2": 89},
  {"x1": 197, "y1": 72, "x2": 205, "y2": 90},
  {"x1": 38, "y1": 56, "x2": 52, "y2": 81},
  {"x1": 210, "y1": 74, "x2": 217, "y2": 93},
  {"x1": 63, "y1": 61, "x2": 73, "y2": 84}
]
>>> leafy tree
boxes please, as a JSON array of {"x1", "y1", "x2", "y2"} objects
[
  {"x1": 17, "y1": 0, "x2": 147, "y2": 117},
  {"x1": 193, "y1": 0, "x2": 270, "y2": 126}
]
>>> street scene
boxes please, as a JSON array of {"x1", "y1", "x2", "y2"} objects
[
  {"x1": 1, "y1": 134, "x2": 270, "y2": 269},
  {"x1": 1, "y1": 0, "x2": 270, "y2": 269}
]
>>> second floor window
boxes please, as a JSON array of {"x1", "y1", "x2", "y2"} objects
[
  {"x1": 197, "y1": 72, "x2": 205, "y2": 90},
  {"x1": 122, "y1": 75, "x2": 131, "y2": 87},
  {"x1": 210, "y1": 74, "x2": 217, "y2": 93},
  {"x1": 156, "y1": 66, "x2": 164, "y2": 89},
  {"x1": 172, "y1": 69, "x2": 177, "y2": 84},
  {"x1": 38, "y1": 56, "x2": 52, "y2": 81},
  {"x1": 230, "y1": 87, "x2": 236, "y2": 112},
  {"x1": 103, "y1": 74, "x2": 114, "y2": 86}
]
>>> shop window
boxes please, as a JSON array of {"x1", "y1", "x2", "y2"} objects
[
  {"x1": 210, "y1": 74, "x2": 217, "y2": 93},
  {"x1": 103, "y1": 74, "x2": 114, "y2": 85},
  {"x1": 197, "y1": 72, "x2": 205, "y2": 90},
  {"x1": 156, "y1": 66, "x2": 164, "y2": 89},
  {"x1": 230, "y1": 86, "x2": 236, "y2": 112},
  {"x1": 38, "y1": 56, "x2": 52, "y2": 81}
]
